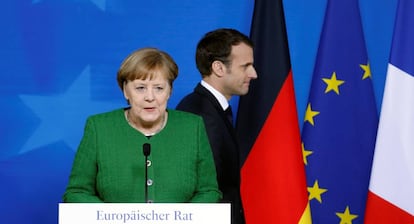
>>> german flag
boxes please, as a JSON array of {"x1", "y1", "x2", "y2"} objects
[{"x1": 236, "y1": 0, "x2": 311, "y2": 223}]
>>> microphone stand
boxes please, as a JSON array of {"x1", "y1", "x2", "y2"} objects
[{"x1": 143, "y1": 143, "x2": 151, "y2": 203}]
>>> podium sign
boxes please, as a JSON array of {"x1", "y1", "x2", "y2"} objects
[{"x1": 59, "y1": 203, "x2": 230, "y2": 224}]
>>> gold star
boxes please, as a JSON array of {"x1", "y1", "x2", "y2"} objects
[
  {"x1": 360, "y1": 63, "x2": 372, "y2": 80},
  {"x1": 301, "y1": 142, "x2": 313, "y2": 165},
  {"x1": 307, "y1": 180, "x2": 327, "y2": 203},
  {"x1": 304, "y1": 103, "x2": 320, "y2": 126},
  {"x1": 336, "y1": 206, "x2": 358, "y2": 224},
  {"x1": 322, "y1": 72, "x2": 345, "y2": 94}
]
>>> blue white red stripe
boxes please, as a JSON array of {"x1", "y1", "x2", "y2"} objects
[{"x1": 364, "y1": 0, "x2": 414, "y2": 222}]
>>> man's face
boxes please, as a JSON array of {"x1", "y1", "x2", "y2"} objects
[{"x1": 222, "y1": 43, "x2": 257, "y2": 99}]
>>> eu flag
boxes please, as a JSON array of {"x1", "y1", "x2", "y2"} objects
[{"x1": 301, "y1": 0, "x2": 378, "y2": 223}]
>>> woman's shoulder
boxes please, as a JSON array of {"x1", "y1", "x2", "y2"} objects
[
  {"x1": 166, "y1": 110, "x2": 206, "y2": 133},
  {"x1": 168, "y1": 109, "x2": 203, "y2": 122},
  {"x1": 87, "y1": 108, "x2": 125, "y2": 121}
]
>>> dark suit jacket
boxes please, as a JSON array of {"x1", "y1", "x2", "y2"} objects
[{"x1": 176, "y1": 83, "x2": 245, "y2": 224}]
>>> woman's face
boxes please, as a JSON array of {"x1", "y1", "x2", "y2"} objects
[{"x1": 123, "y1": 72, "x2": 171, "y2": 127}]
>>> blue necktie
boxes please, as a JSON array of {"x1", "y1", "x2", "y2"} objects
[{"x1": 225, "y1": 106, "x2": 233, "y2": 124}]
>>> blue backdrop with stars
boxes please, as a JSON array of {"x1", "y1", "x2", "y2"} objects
[{"x1": 0, "y1": 0, "x2": 397, "y2": 223}]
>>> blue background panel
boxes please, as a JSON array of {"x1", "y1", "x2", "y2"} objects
[{"x1": 0, "y1": 0, "x2": 397, "y2": 223}]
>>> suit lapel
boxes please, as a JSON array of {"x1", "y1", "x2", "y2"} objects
[{"x1": 194, "y1": 83, "x2": 238, "y2": 140}]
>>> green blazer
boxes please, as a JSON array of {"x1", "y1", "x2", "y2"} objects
[{"x1": 63, "y1": 108, "x2": 221, "y2": 203}]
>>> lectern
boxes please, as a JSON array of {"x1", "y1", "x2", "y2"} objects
[{"x1": 59, "y1": 203, "x2": 230, "y2": 224}]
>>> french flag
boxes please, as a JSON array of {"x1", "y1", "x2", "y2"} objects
[{"x1": 364, "y1": 0, "x2": 414, "y2": 223}]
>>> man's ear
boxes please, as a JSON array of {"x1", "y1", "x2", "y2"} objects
[{"x1": 211, "y1": 60, "x2": 225, "y2": 77}]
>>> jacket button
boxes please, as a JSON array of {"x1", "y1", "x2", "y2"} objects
[{"x1": 147, "y1": 179, "x2": 153, "y2": 186}]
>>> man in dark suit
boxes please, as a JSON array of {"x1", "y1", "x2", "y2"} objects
[{"x1": 176, "y1": 28, "x2": 257, "y2": 224}]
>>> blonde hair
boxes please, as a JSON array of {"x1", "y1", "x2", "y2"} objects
[{"x1": 117, "y1": 47, "x2": 178, "y2": 90}]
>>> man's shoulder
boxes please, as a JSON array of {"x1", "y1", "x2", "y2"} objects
[{"x1": 176, "y1": 92, "x2": 213, "y2": 114}]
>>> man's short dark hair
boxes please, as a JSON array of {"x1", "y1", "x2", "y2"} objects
[{"x1": 196, "y1": 28, "x2": 253, "y2": 77}]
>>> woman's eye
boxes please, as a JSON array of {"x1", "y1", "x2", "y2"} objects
[{"x1": 136, "y1": 86, "x2": 146, "y2": 92}]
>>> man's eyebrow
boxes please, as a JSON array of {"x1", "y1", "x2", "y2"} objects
[{"x1": 242, "y1": 62, "x2": 254, "y2": 67}]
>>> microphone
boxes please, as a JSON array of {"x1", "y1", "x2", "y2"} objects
[
  {"x1": 143, "y1": 143, "x2": 151, "y2": 157},
  {"x1": 142, "y1": 143, "x2": 151, "y2": 203}
]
